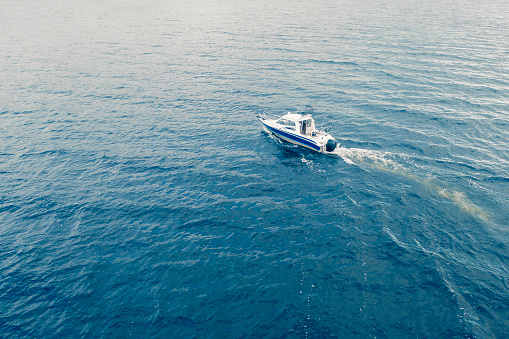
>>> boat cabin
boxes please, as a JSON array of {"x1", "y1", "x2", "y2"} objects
[{"x1": 276, "y1": 113, "x2": 316, "y2": 135}]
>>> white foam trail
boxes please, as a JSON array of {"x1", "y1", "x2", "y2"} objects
[
  {"x1": 301, "y1": 156, "x2": 313, "y2": 165},
  {"x1": 426, "y1": 179, "x2": 490, "y2": 222},
  {"x1": 331, "y1": 147, "x2": 403, "y2": 172},
  {"x1": 331, "y1": 147, "x2": 490, "y2": 222}
]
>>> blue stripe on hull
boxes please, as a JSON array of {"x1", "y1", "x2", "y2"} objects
[{"x1": 263, "y1": 123, "x2": 321, "y2": 152}]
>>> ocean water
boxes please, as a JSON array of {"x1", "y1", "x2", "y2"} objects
[{"x1": 1, "y1": 0, "x2": 509, "y2": 337}]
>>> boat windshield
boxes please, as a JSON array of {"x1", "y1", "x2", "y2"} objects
[{"x1": 277, "y1": 119, "x2": 296, "y2": 129}]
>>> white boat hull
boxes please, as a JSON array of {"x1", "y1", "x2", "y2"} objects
[{"x1": 258, "y1": 113, "x2": 337, "y2": 153}]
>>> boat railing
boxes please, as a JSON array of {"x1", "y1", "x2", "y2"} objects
[{"x1": 259, "y1": 111, "x2": 280, "y2": 120}]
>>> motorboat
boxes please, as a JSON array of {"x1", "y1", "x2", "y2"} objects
[{"x1": 258, "y1": 108, "x2": 338, "y2": 153}]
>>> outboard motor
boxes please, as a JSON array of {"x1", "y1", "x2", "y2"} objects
[{"x1": 325, "y1": 139, "x2": 337, "y2": 152}]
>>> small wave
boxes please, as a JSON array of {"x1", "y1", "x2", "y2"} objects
[
  {"x1": 308, "y1": 59, "x2": 359, "y2": 67},
  {"x1": 484, "y1": 176, "x2": 509, "y2": 183}
]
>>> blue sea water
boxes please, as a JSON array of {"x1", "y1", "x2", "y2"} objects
[{"x1": 1, "y1": 0, "x2": 509, "y2": 337}]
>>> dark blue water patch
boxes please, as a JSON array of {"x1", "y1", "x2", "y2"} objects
[{"x1": 2, "y1": 0, "x2": 509, "y2": 337}]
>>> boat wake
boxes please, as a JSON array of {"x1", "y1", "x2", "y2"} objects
[
  {"x1": 334, "y1": 146, "x2": 495, "y2": 336},
  {"x1": 330, "y1": 147, "x2": 490, "y2": 222},
  {"x1": 330, "y1": 147, "x2": 403, "y2": 171}
]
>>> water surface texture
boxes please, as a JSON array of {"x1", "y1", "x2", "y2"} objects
[{"x1": 1, "y1": 0, "x2": 509, "y2": 337}]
